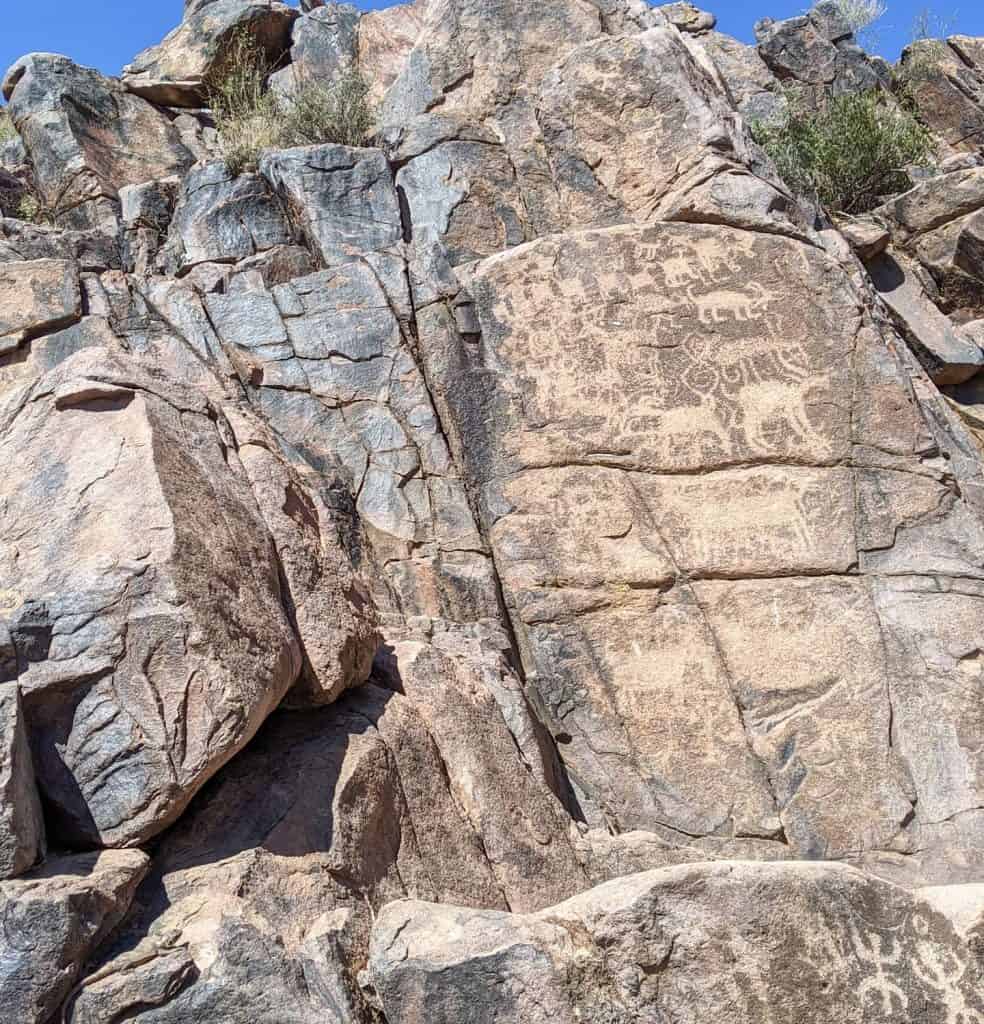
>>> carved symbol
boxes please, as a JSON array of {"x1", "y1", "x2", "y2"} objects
[{"x1": 686, "y1": 281, "x2": 770, "y2": 324}]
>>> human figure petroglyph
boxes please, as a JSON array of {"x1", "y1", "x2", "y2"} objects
[
  {"x1": 686, "y1": 281, "x2": 771, "y2": 324},
  {"x1": 847, "y1": 924, "x2": 909, "y2": 1019}
]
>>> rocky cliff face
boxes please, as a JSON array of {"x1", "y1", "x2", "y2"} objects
[{"x1": 1, "y1": 1, "x2": 984, "y2": 1021}]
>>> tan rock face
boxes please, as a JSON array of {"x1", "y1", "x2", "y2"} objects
[
  {"x1": 0, "y1": 258, "x2": 80, "y2": 353},
  {"x1": 370, "y1": 861, "x2": 984, "y2": 1023},
  {"x1": 418, "y1": 220, "x2": 984, "y2": 880},
  {"x1": 358, "y1": 0, "x2": 428, "y2": 104}
]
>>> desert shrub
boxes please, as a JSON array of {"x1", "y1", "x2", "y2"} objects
[
  {"x1": 751, "y1": 88, "x2": 935, "y2": 213},
  {"x1": 207, "y1": 30, "x2": 375, "y2": 175},
  {"x1": 280, "y1": 71, "x2": 375, "y2": 150}
]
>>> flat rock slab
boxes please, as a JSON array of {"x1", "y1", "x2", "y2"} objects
[
  {"x1": 370, "y1": 861, "x2": 984, "y2": 1024},
  {"x1": 869, "y1": 251, "x2": 984, "y2": 386}
]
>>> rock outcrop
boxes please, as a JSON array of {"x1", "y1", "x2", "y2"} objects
[
  {"x1": 370, "y1": 861, "x2": 984, "y2": 1022},
  {"x1": 1, "y1": 0, "x2": 984, "y2": 1021}
]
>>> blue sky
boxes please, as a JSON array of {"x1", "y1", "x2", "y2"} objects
[{"x1": 1, "y1": 1, "x2": 982, "y2": 84}]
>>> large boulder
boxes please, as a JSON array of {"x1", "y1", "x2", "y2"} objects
[
  {"x1": 0, "y1": 348, "x2": 303, "y2": 847},
  {"x1": 269, "y1": 2, "x2": 361, "y2": 96},
  {"x1": 0, "y1": 850, "x2": 148, "y2": 1024},
  {"x1": 370, "y1": 861, "x2": 984, "y2": 1023},
  {"x1": 122, "y1": 0, "x2": 298, "y2": 108},
  {"x1": 4, "y1": 54, "x2": 194, "y2": 231},
  {"x1": 899, "y1": 36, "x2": 984, "y2": 155},
  {"x1": 754, "y1": 0, "x2": 883, "y2": 104}
]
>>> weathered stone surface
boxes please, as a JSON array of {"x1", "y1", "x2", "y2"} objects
[
  {"x1": 5, "y1": 54, "x2": 194, "y2": 231},
  {"x1": 836, "y1": 213, "x2": 890, "y2": 260},
  {"x1": 224, "y1": 406, "x2": 380, "y2": 706},
  {"x1": 415, "y1": 219, "x2": 984, "y2": 880},
  {"x1": 260, "y1": 145, "x2": 403, "y2": 267},
  {"x1": 68, "y1": 651, "x2": 583, "y2": 1022},
  {"x1": 370, "y1": 862, "x2": 984, "y2": 1024},
  {"x1": 198, "y1": 254, "x2": 503, "y2": 625},
  {"x1": 656, "y1": 1, "x2": 715, "y2": 34},
  {"x1": 166, "y1": 161, "x2": 294, "y2": 275},
  {"x1": 0, "y1": 850, "x2": 148, "y2": 1024},
  {"x1": 536, "y1": 27, "x2": 801, "y2": 238},
  {"x1": 122, "y1": 0, "x2": 298, "y2": 108},
  {"x1": 269, "y1": 3, "x2": 361, "y2": 97},
  {"x1": 0, "y1": 258, "x2": 80, "y2": 353},
  {"x1": 358, "y1": 0, "x2": 428, "y2": 103},
  {"x1": 0, "y1": 348, "x2": 303, "y2": 846},
  {"x1": 875, "y1": 168, "x2": 984, "y2": 320},
  {"x1": 699, "y1": 29, "x2": 782, "y2": 121},
  {"x1": 869, "y1": 250, "x2": 984, "y2": 385},
  {"x1": 0, "y1": 684, "x2": 44, "y2": 879},
  {"x1": 754, "y1": 1, "x2": 881, "y2": 103},
  {"x1": 900, "y1": 36, "x2": 984, "y2": 154}
]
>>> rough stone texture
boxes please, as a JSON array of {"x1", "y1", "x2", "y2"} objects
[
  {"x1": 656, "y1": 2, "x2": 715, "y2": 34},
  {"x1": 370, "y1": 861, "x2": 984, "y2": 1024},
  {"x1": 869, "y1": 250, "x2": 984, "y2": 385},
  {"x1": 754, "y1": 0, "x2": 882, "y2": 105},
  {"x1": 0, "y1": 258, "x2": 80, "y2": 353},
  {"x1": 122, "y1": 0, "x2": 298, "y2": 108},
  {"x1": 0, "y1": 684, "x2": 44, "y2": 879},
  {"x1": 358, "y1": 0, "x2": 428, "y2": 104},
  {"x1": 875, "y1": 168, "x2": 984, "y2": 322},
  {"x1": 224, "y1": 406, "x2": 380, "y2": 706},
  {"x1": 66, "y1": 651, "x2": 584, "y2": 1023},
  {"x1": 259, "y1": 145, "x2": 403, "y2": 267},
  {"x1": 269, "y1": 3, "x2": 361, "y2": 97},
  {"x1": 165, "y1": 161, "x2": 294, "y2": 275},
  {"x1": 900, "y1": 36, "x2": 984, "y2": 155},
  {"x1": 0, "y1": 850, "x2": 148, "y2": 1024},
  {"x1": 699, "y1": 29, "x2": 782, "y2": 121},
  {"x1": 4, "y1": 54, "x2": 194, "y2": 231},
  {"x1": 2, "y1": 6, "x2": 984, "y2": 1022},
  {"x1": 0, "y1": 348, "x2": 303, "y2": 847}
]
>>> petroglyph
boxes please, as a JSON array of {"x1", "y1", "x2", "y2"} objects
[{"x1": 686, "y1": 281, "x2": 771, "y2": 324}]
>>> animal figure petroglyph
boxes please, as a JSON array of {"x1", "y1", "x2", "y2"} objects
[
  {"x1": 661, "y1": 252, "x2": 702, "y2": 288},
  {"x1": 651, "y1": 398, "x2": 734, "y2": 457},
  {"x1": 687, "y1": 281, "x2": 770, "y2": 324},
  {"x1": 737, "y1": 380, "x2": 819, "y2": 453}
]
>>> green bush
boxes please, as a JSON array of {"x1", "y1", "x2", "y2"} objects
[
  {"x1": 751, "y1": 89, "x2": 935, "y2": 213},
  {"x1": 207, "y1": 30, "x2": 375, "y2": 175}
]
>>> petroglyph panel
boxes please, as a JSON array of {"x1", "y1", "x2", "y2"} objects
[
  {"x1": 525, "y1": 587, "x2": 781, "y2": 837},
  {"x1": 697, "y1": 577, "x2": 915, "y2": 860},
  {"x1": 461, "y1": 223, "x2": 857, "y2": 476},
  {"x1": 637, "y1": 465, "x2": 856, "y2": 577}
]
